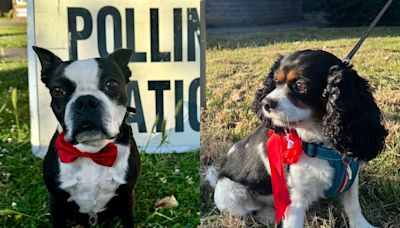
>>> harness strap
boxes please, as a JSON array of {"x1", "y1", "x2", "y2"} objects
[{"x1": 302, "y1": 142, "x2": 360, "y2": 198}]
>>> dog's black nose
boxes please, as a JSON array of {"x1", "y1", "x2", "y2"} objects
[
  {"x1": 264, "y1": 98, "x2": 277, "y2": 112},
  {"x1": 75, "y1": 95, "x2": 100, "y2": 114}
]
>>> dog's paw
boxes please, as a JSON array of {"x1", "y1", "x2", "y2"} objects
[
  {"x1": 349, "y1": 219, "x2": 376, "y2": 228},
  {"x1": 252, "y1": 206, "x2": 275, "y2": 226},
  {"x1": 72, "y1": 225, "x2": 85, "y2": 228},
  {"x1": 205, "y1": 165, "x2": 218, "y2": 189}
]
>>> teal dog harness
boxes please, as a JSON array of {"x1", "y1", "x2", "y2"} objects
[{"x1": 302, "y1": 142, "x2": 360, "y2": 198}]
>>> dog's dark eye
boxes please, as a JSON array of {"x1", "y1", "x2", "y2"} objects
[
  {"x1": 105, "y1": 80, "x2": 119, "y2": 91},
  {"x1": 50, "y1": 87, "x2": 66, "y2": 97},
  {"x1": 295, "y1": 81, "x2": 307, "y2": 93}
]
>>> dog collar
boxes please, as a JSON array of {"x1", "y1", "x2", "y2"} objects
[
  {"x1": 55, "y1": 132, "x2": 118, "y2": 167},
  {"x1": 302, "y1": 142, "x2": 360, "y2": 198}
]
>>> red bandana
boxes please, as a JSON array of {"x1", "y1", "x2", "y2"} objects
[
  {"x1": 266, "y1": 129, "x2": 303, "y2": 224},
  {"x1": 55, "y1": 132, "x2": 118, "y2": 167}
]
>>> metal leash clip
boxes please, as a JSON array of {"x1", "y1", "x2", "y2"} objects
[
  {"x1": 88, "y1": 212, "x2": 98, "y2": 226},
  {"x1": 342, "y1": 156, "x2": 352, "y2": 181}
]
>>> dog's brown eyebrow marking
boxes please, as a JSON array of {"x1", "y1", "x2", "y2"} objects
[
  {"x1": 276, "y1": 69, "x2": 285, "y2": 81},
  {"x1": 276, "y1": 69, "x2": 298, "y2": 82},
  {"x1": 287, "y1": 70, "x2": 298, "y2": 81}
]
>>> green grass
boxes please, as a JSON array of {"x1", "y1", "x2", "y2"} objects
[
  {"x1": 135, "y1": 152, "x2": 200, "y2": 227},
  {"x1": 202, "y1": 26, "x2": 400, "y2": 227},
  {"x1": 0, "y1": 25, "x2": 27, "y2": 48},
  {"x1": 0, "y1": 58, "x2": 199, "y2": 226}
]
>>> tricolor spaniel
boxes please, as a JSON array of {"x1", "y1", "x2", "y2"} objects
[{"x1": 207, "y1": 50, "x2": 387, "y2": 227}]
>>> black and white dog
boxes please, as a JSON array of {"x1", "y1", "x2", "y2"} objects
[
  {"x1": 207, "y1": 50, "x2": 387, "y2": 227},
  {"x1": 33, "y1": 46, "x2": 141, "y2": 227}
]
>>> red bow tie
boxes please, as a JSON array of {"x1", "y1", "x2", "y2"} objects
[
  {"x1": 266, "y1": 129, "x2": 303, "y2": 224},
  {"x1": 55, "y1": 132, "x2": 118, "y2": 167}
]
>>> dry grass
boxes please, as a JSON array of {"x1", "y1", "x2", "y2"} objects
[{"x1": 201, "y1": 27, "x2": 400, "y2": 227}]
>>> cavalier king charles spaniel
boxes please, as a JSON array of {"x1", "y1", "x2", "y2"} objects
[{"x1": 207, "y1": 50, "x2": 388, "y2": 227}]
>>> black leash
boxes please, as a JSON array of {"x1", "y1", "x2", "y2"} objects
[{"x1": 343, "y1": 0, "x2": 393, "y2": 65}]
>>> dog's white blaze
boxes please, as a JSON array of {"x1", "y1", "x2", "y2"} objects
[
  {"x1": 63, "y1": 59, "x2": 127, "y2": 148},
  {"x1": 64, "y1": 59, "x2": 100, "y2": 91},
  {"x1": 58, "y1": 144, "x2": 130, "y2": 214},
  {"x1": 264, "y1": 85, "x2": 311, "y2": 126}
]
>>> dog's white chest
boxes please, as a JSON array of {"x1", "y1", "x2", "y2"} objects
[{"x1": 58, "y1": 144, "x2": 130, "y2": 214}]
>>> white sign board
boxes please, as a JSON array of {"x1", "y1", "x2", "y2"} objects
[{"x1": 28, "y1": 0, "x2": 204, "y2": 157}]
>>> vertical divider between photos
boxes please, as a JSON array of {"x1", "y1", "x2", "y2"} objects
[
  {"x1": 200, "y1": 0, "x2": 206, "y2": 110},
  {"x1": 27, "y1": 0, "x2": 43, "y2": 157}
]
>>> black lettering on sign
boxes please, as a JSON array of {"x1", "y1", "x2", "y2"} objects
[
  {"x1": 189, "y1": 78, "x2": 200, "y2": 131},
  {"x1": 175, "y1": 80, "x2": 184, "y2": 132},
  {"x1": 68, "y1": 8, "x2": 92, "y2": 60},
  {"x1": 126, "y1": 81, "x2": 147, "y2": 132},
  {"x1": 173, "y1": 9, "x2": 182, "y2": 62},
  {"x1": 187, "y1": 8, "x2": 200, "y2": 62},
  {"x1": 148, "y1": 81, "x2": 171, "y2": 132},
  {"x1": 126, "y1": 9, "x2": 147, "y2": 62},
  {"x1": 150, "y1": 9, "x2": 171, "y2": 62},
  {"x1": 98, "y1": 6, "x2": 122, "y2": 58}
]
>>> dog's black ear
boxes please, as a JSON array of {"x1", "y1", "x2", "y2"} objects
[
  {"x1": 252, "y1": 55, "x2": 283, "y2": 128},
  {"x1": 32, "y1": 46, "x2": 62, "y2": 86},
  {"x1": 323, "y1": 65, "x2": 388, "y2": 161},
  {"x1": 109, "y1": 49, "x2": 133, "y2": 82}
]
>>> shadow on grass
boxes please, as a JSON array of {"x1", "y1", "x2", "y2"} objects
[
  {"x1": 0, "y1": 61, "x2": 30, "y2": 130},
  {"x1": 0, "y1": 32, "x2": 26, "y2": 37},
  {"x1": 207, "y1": 26, "x2": 400, "y2": 50},
  {"x1": 0, "y1": 59, "x2": 27, "y2": 83}
]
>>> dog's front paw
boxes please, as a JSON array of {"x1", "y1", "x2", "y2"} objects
[
  {"x1": 252, "y1": 206, "x2": 275, "y2": 226},
  {"x1": 349, "y1": 219, "x2": 376, "y2": 228}
]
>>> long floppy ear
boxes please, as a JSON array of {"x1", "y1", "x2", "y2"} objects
[
  {"x1": 108, "y1": 49, "x2": 133, "y2": 82},
  {"x1": 252, "y1": 55, "x2": 283, "y2": 128},
  {"x1": 32, "y1": 46, "x2": 62, "y2": 86},
  {"x1": 323, "y1": 65, "x2": 388, "y2": 161}
]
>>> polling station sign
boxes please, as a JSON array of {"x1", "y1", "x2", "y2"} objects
[{"x1": 28, "y1": 0, "x2": 205, "y2": 157}]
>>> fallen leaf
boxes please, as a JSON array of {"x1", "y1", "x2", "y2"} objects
[
  {"x1": 231, "y1": 90, "x2": 246, "y2": 102},
  {"x1": 155, "y1": 195, "x2": 179, "y2": 210}
]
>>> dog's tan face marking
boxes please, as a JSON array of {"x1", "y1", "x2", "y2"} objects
[
  {"x1": 276, "y1": 69, "x2": 299, "y2": 82},
  {"x1": 287, "y1": 70, "x2": 299, "y2": 81},
  {"x1": 276, "y1": 69, "x2": 285, "y2": 82}
]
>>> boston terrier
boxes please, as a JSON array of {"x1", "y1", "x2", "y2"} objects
[{"x1": 33, "y1": 46, "x2": 141, "y2": 227}]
